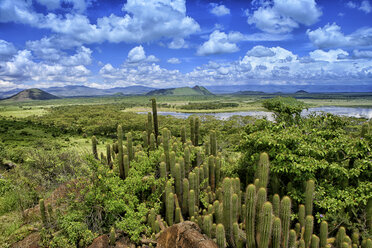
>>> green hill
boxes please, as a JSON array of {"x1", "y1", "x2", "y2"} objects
[
  {"x1": 3, "y1": 88, "x2": 59, "y2": 102},
  {"x1": 146, "y1": 85, "x2": 213, "y2": 96}
]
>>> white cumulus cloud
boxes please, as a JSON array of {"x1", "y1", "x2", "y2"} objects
[
  {"x1": 197, "y1": 30, "x2": 240, "y2": 56},
  {"x1": 167, "y1": 58, "x2": 181, "y2": 64},
  {"x1": 127, "y1": 45, "x2": 159, "y2": 63},
  {"x1": 247, "y1": 0, "x2": 322, "y2": 34},
  {"x1": 347, "y1": 0, "x2": 371, "y2": 13},
  {"x1": 307, "y1": 23, "x2": 372, "y2": 48},
  {"x1": 210, "y1": 3, "x2": 230, "y2": 16}
]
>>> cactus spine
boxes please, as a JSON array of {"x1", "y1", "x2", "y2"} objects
[
  {"x1": 258, "y1": 202, "x2": 273, "y2": 248},
  {"x1": 319, "y1": 221, "x2": 328, "y2": 248},
  {"x1": 281, "y1": 196, "x2": 292, "y2": 248},
  {"x1": 304, "y1": 215, "x2": 314, "y2": 248},
  {"x1": 92, "y1": 136, "x2": 98, "y2": 159},
  {"x1": 305, "y1": 180, "x2": 315, "y2": 216},
  {"x1": 272, "y1": 217, "x2": 282, "y2": 248},
  {"x1": 216, "y1": 224, "x2": 226, "y2": 248},
  {"x1": 257, "y1": 152, "x2": 270, "y2": 188},
  {"x1": 246, "y1": 184, "x2": 256, "y2": 248},
  {"x1": 117, "y1": 125, "x2": 125, "y2": 180},
  {"x1": 151, "y1": 98, "x2": 159, "y2": 145}
]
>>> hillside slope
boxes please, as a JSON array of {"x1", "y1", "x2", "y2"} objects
[
  {"x1": 146, "y1": 85, "x2": 213, "y2": 96},
  {"x1": 3, "y1": 88, "x2": 59, "y2": 102}
]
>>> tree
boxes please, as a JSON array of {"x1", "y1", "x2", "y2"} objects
[{"x1": 262, "y1": 97, "x2": 306, "y2": 125}]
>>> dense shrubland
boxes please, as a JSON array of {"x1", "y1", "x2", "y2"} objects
[{"x1": 0, "y1": 97, "x2": 371, "y2": 247}]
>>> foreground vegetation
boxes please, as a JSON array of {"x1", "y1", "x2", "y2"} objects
[{"x1": 0, "y1": 96, "x2": 371, "y2": 247}]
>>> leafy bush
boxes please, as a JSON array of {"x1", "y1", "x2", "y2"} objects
[{"x1": 238, "y1": 113, "x2": 372, "y2": 235}]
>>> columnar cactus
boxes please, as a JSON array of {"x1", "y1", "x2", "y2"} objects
[
  {"x1": 39, "y1": 199, "x2": 48, "y2": 227},
  {"x1": 175, "y1": 207, "x2": 182, "y2": 223},
  {"x1": 257, "y1": 202, "x2": 273, "y2": 248},
  {"x1": 256, "y1": 187, "x2": 267, "y2": 223},
  {"x1": 117, "y1": 125, "x2": 125, "y2": 180},
  {"x1": 182, "y1": 178, "x2": 189, "y2": 216},
  {"x1": 351, "y1": 230, "x2": 359, "y2": 246},
  {"x1": 272, "y1": 217, "x2": 282, "y2": 248},
  {"x1": 147, "y1": 112, "x2": 152, "y2": 141},
  {"x1": 106, "y1": 144, "x2": 111, "y2": 166},
  {"x1": 319, "y1": 221, "x2": 328, "y2": 248},
  {"x1": 190, "y1": 117, "x2": 195, "y2": 145},
  {"x1": 148, "y1": 208, "x2": 156, "y2": 232},
  {"x1": 216, "y1": 224, "x2": 226, "y2": 248},
  {"x1": 299, "y1": 204, "x2": 305, "y2": 228},
  {"x1": 223, "y1": 178, "x2": 234, "y2": 247},
  {"x1": 151, "y1": 98, "x2": 159, "y2": 145},
  {"x1": 184, "y1": 147, "x2": 191, "y2": 174},
  {"x1": 127, "y1": 132, "x2": 133, "y2": 161},
  {"x1": 142, "y1": 131, "x2": 148, "y2": 149},
  {"x1": 215, "y1": 157, "x2": 221, "y2": 186},
  {"x1": 175, "y1": 163, "x2": 181, "y2": 199},
  {"x1": 305, "y1": 180, "x2": 315, "y2": 216},
  {"x1": 210, "y1": 130, "x2": 217, "y2": 156},
  {"x1": 204, "y1": 214, "x2": 213, "y2": 238},
  {"x1": 336, "y1": 227, "x2": 346, "y2": 248},
  {"x1": 232, "y1": 193, "x2": 239, "y2": 224},
  {"x1": 311, "y1": 235, "x2": 320, "y2": 248},
  {"x1": 367, "y1": 198, "x2": 372, "y2": 233},
  {"x1": 273, "y1": 194, "x2": 280, "y2": 217},
  {"x1": 110, "y1": 227, "x2": 116, "y2": 246},
  {"x1": 304, "y1": 215, "x2": 314, "y2": 248},
  {"x1": 246, "y1": 184, "x2": 256, "y2": 248},
  {"x1": 195, "y1": 117, "x2": 200, "y2": 146},
  {"x1": 124, "y1": 154, "x2": 129, "y2": 179},
  {"x1": 92, "y1": 136, "x2": 98, "y2": 159},
  {"x1": 170, "y1": 151, "x2": 176, "y2": 178},
  {"x1": 189, "y1": 189, "x2": 196, "y2": 217},
  {"x1": 166, "y1": 192, "x2": 174, "y2": 226},
  {"x1": 281, "y1": 196, "x2": 292, "y2": 248},
  {"x1": 289, "y1": 229, "x2": 297, "y2": 248},
  {"x1": 233, "y1": 222, "x2": 243, "y2": 248},
  {"x1": 257, "y1": 152, "x2": 270, "y2": 189},
  {"x1": 181, "y1": 126, "x2": 186, "y2": 144}
]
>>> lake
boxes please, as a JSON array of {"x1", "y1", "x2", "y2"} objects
[{"x1": 139, "y1": 106, "x2": 372, "y2": 120}]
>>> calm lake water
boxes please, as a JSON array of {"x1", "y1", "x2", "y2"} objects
[{"x1": 139, "y1": 106, "x2": 372, "y2": 120}]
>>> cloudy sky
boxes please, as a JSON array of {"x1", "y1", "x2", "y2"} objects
[{"x1": 0, "y1": 0, "x2": 372, "y2": 91}]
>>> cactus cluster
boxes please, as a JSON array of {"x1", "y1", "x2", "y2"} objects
[{"x1": 84, "y1": 98, "x2": 371, "y2": 248}]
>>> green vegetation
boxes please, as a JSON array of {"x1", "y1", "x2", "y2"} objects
[{"x1": 0, "y1": 94, "x2": 371, "y2": 247}]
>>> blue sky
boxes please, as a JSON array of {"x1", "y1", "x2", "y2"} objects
[{"x1": 0, "y1": 0, "x2": 372, "y2": 91}]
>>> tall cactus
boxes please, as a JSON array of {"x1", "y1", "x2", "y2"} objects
[
  {"x1": 204, "y1": 214, "x2": 213, "y2": 238},
  {"x1": 190, "y1": 117, "x2": 195, "y2": 145},
  {"x1": 216, "y1": 224, "x2": 226, "y2": 248},
  {"x1": 299, "y1": 204, "x2": 305, "y2": 228},
  {"x1": 182, "y1": 178, "x2": 189, "y2": 216},
  {"x1": 210, "y1": 130, "x2": 217, "y2": 156},
  {"x1": 117, "y1": 125, "x2": 125, "y2": 180},
  {"x1": 181, "y1": 126, "x2": 186, "y2": 144},
  {"x1": 124, "y1": 154, "x2": 129, "y2": 179},
  {"x1": 223, "y1": 178, "x2": 234, "y2": 247},
  {"x1": 39, "y1": 199, "x2": 48, "y2": 227},
  {"x1": 304, "y1": 215, "x2": 314, "y2": 248},
  {"x1": 166, "y1": 192, "x2": 174, "y2": 226},
  {"x1": 175, "y1": 163, "x2": 182, "y2": 199},
  {"x1": 272, "y1": 217, "x2": 282, "y2": 248},
  {"x1": 184, "y1": 147, "x2": 191, "y2": 174},
  {"x1": 106, "y1": 144, "x2": 111, "y2": 166},
  {"x1": 257, "y1": 152, "x2": 270, "y2": 189},
  {"x1": 289, "y1": 229, "x2": 297, "y2": 248},
  {"x1": 336, "y1": 227, "x2": 346, "y2": 248},
  {"x1": 195, "y1": 117, "x2": 200, "y2": 146},
  {"x1": 305, "y1": 180, "x2": 315, "y2": 216},
  {"x1": 151, "y1": 98, "x2": 159, "y2": 145},
  {"x1": 319, "y1": 221, "x2": 328, "y2": 248},
  {"x1": 149, "y1": 133, "x2": 156, "y2": 151},
  {"x1": 232, "y1": 193, "x2": 239, "y2": 224},
  {"x1": 273, "y1": 194, "x2": 280, "y2": 217},
  {"x1": 92, "y1": 136, "x2": 98, "y2": 159},
  {"x1": 256, "y1": 187, "x2": 267, "y2": 223},
  {"x1": 189, "y1": 189, "x2": 196, "y2": 217},
  {"x1": 257, "y1": 202, "x2": 273, "y2": 248},
  {"x1": 311, "y1": 235, "x2": 320, "y2": 248},
  {"x1": 281, "y1": 196, "x2": 292, "y2": 248},
  {"x1": 147, "y1": 112, "x2": 152, "y2": 142},
  {"x1": 127, "y1": 132, "x2": 133, "y2": 161},
  {"x1": 209, "y1": 156, "x2": 216, "y2": 191},
  {"x1": 142, "y1": 131, "x2": 148, "y2": 149}
]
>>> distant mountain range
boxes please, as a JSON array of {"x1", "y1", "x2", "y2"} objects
[
  {"x1": 146, "y1": 86, "x2": 213, "y2": 96},
  {"x1": 2, "y1": 88, "x2": 59, "y2": 102},
  {"x1": 0, "y1": 84, "x2": 371, "y2": 99}
]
